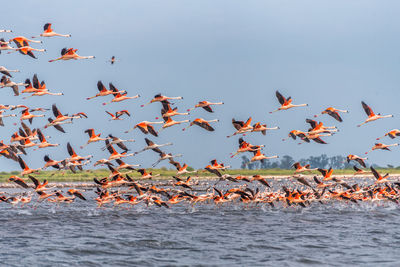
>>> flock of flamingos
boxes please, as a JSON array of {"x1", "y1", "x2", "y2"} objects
[{"x1": 0, "y1": 25, "x2": 399, "y2": 209}]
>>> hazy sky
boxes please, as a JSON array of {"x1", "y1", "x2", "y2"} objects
[{"x1": 1, "y1": 1, "x2": 400, "y2": 171}]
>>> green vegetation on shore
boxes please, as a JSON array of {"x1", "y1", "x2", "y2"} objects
[{"x1": 1, "y1": 168, "x2": 400, "y2": 183}]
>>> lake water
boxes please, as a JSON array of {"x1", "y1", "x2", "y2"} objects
[{"x1": 1, "y1": 179, "x2": 400, "y2": 266}]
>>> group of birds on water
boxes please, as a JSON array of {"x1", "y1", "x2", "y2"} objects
[{"x1": 0, "y1": 24, "x2": 399, "y2": 210}]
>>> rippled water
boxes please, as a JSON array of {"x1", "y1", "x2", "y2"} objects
[{"x1": 1, "y1": 188, "x2": 400, "y2": 266}]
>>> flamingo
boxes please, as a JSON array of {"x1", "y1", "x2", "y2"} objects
[
  {"x1": 370, "y1": 166, "x2": 389, "y2": 184},
  {"x1": 36, "y1": 129, "x2": 59, "y2": 149},
  {"x1": 282, "y1": 130, "x2": 309, "y2": 142},
  {"x1": 10, "y1": 40, "x2": 46, "y2": 58},
  {"x1": 125, "y1": 120, "x2": 163, "y2": 136},
  {"x1": 187, "y1": 101, "x2": 224, "y2": 113},
  {"x1": 365, "y1": 143, "x2": 399, "y2": 154},
  {"x1": 0, "y1": 66, "x2": 20, "y2": 77},
  {"x1": 109, "y1": 56, "x2": 118, "y2": 65},
  {"x1": 317, "y1": 167, "x2": 334, "y2": 181},
  {"x1": 20, "y1": 108, "x2": 45, "y2": 124},
  {"x1": 102, "y1": 84, "x2": 139, "y2": 105},
  {"x1": 0, "y1": 38, "x2": 17, "y2": 53},
  {"x1": 160, "y1": 116, "x2": 189, "y2": 131},
  {"x1": 32, "y1": 23, "x2": 71, "y2": 38},
  {"x1": 141, "y1": 94, "x2": 183, "y2": 107},
  {"x1": 269, "y1": 91, "x2": 308, "y2": 113},
  {"x1": 160, "y1": 101, "x2": 189, "y2": 118},
  {"x1": 152, "y1": 152, "x2": 183, "y2": 167},
  {"x1": 105, "y1": 110, "x2": 130, "y2": 120},
  {"x1": 49, "y1": 47, "x2": 95, "y2": 62},
  {"x1": 9, "y1": 36, "x2": 42, "y2": 45},
  {"x1": 314, "y1": 107, "x2": 349, "y2": 122},
  {"x1": 137, "y1": 169, "x2": 160, "y2": 179},
  {"x1": 169, "y1": 160, "x2": 195, "y2": 175},
  {"x1": 227, "y1": 117, "x2": 253, "y2": 138},
  {"x1": 102, "y1": 134, "x2": 134, "y2": 152},
  {"x1": 0, "y1": 30, "x2": 12, "y2": 33},
  {"x1": 22, "y1": 77, "x2": 63, "y2": 99},
  {"x1": 17, "y1": 156, "x2": 41, "y2": 176},
  {"x1": 43, "y1": 155, "x2": 63, "y2": 170},
  {"x1": 248, "y1": 149, "x2": 278, "y2": 163},
  {"x1": 134, "y1": 138, "x2": 172, "y2": 155},
  {"x1": 292, "y1": 162, "x2": 316, "y2": 173},
  {"x1": 346, "y1": 155, "x2": 367, "y2": 168},
  {"x1": 376, "y1": 129, "x2": 400, "y2": 140},
  {"x1": 251, "y1": 122, "x2": 279, "y2": 135},
  {"x1": 0, "y1": 76, "x2": 28, "y2": 96},
  {"x1": 182, "y1": 118, "x2": 219, "y2": 131},
  {"x1": 81, "y1": 129, "x2": 108, "y2": 148},
  {"x1": 115, "y1": 159, "x2": 140, "y2": 170},
  {"x1": 104, "y1": 140, "x2": 134, "y2": 160},
  {"x1": 67, "y1": 142, "x2": 93, "y2": 162},
  {"x1": 357, "y1": 101, "x2": 393, "y2": 127},
  {"x1": 87, "y1": 81, "x2": 126, "y2": 100},
  {"x1": 0, "y1": 110, "x2": 16, "y2": 126},
  {"x1": 305, "y1": 119, "x2": 337, "y2": 135},
  {"x1": 230, "y1": 138, "x2": 264, "y2": 158}
]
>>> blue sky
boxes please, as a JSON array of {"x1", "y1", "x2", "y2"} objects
[{"x1": 1, "y1": 1, "x2": 400, "y2": 171}]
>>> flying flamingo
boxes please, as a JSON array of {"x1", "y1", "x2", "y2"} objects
[
  {"x1": 9, "y1": 36, "x2": 42, "y2": 45},
  {"x1": 152, "y1": 152, "x2": 183, "y2": 167},
  {"x1": 357, "y1": 101, "x2": 393, "y2": 127},
  {"x1": 0, "y1": 30, "x2": 12, "y2": 33},
  {"x1": 81, "y1": 129, "x2": 108, "y2": 148},
  {"x1": 104, "y1": 140, "x2": 134, "y2": 160},
  {"x1": 292, "y1": 162, "x2": 316, "y2": 173},
  {"x1": 102, "y1": 134, "x2": 134, "y2": 152},
  {"x1": 182, "y1": 118, "x2": 219, "y2": 131},
  {"x1": 102, "y1": 84, "x2": 139, "y2": 105},
  {"x1": 20, "y1": 108, "x2": 45, "y2": 124},
  {"x1": 365, "y1": 143, "x2": 399, "y2": 154},
  {"x1": 43, "y1": 155, "x2": 63, "y2": 170},
  {"x1": 23, "y1": 77, "x2": 63, "y2": 99},
  {"x1": 134, "y1": 138, "x2": 172, "y2": 155},
  {"x1": 305, "y1": 119, "x2": 337, "y2": 135},
  {"x1": 106, "y1": 110, "x2": 130, "y2": 120},
  {"x1": 160, "y1": 116, "x2": 189, "y2": 131},
  {"x1": 32, "y1": 23, "x2": 71, "y2": 38},
  {"x1": 125, "y1": 120, "x2": 163, "y2": 136},
  {"x1": 10, "y1": 40, "x2": 46, "y2": 58},
  {"x1": 160, "y1": 101, "x2": 189, "y2": 118},
  {"x1": 314, "y1": 107, "x2": 349, "y2": 122},
  {"x1": 227, "y1": 117, "x2": 253, "y2": 138},
  {"x1": 0, "y1": 110, "x2": 16, "y2": 126},
  {"x1": 0, "y1": 38, "x2": 17, "y2": 53},
  {"x1": 0, "y1": 76, "x2": 28, "y2": 96},
  {"x1": 169, "y1": 159, "x2": 196, "y2": 175},
  {"x1": 251, "y1": 122, "x2": 279, "y2": 135},
  {"x1": 346, "y1": 155, "x2": 367, "y2": 168},
  {"x1": 230, "y1": 138, "x2": 264, "y2": 158},
  {"x1": 0, "y1": 66, "x2": 20, "y2": 77},
  {"x1": 141, "y1": 94, "x2": 183, "y2": 107},
  {"x1": 269, "y1": 91, "x2": 308, "y2": 113},
  {"x1": 49, "y1": 48, "x2": 95, "y2": 62},
  {"x1": 36, "y1": 129, "x2": 59, "y2": 149},
  {"x1": 17, "y1": 156, "x2": 41, "y2": 176},
  {"x1": 376, "y1": 129, "x2": 400, "y2": 140},
  {"x1": 370, "y1": 166, "x2": 389, "y2": 184},
  {"x1": 67, "y1": 142, "x2": 93, "y2": 162},
  {"x1": 187, "y1": 101, "x2": 224, "y2": 113},
  {"x1": 248, "y1": 149, "x2": 278, "y2": 163},
  {"x1": 87, "y1": 81, "x2": 126, "y2": 100},
  {"x1": 109, "y1": 56, "x2": 118, "y2": 65},
  {"x1": 115, "y1": 159, "x2": 140, "y2": 171}
]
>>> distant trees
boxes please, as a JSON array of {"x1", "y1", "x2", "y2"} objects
[{"x1": 240, "y1": 154, "x2": 354, "y2": 170}]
